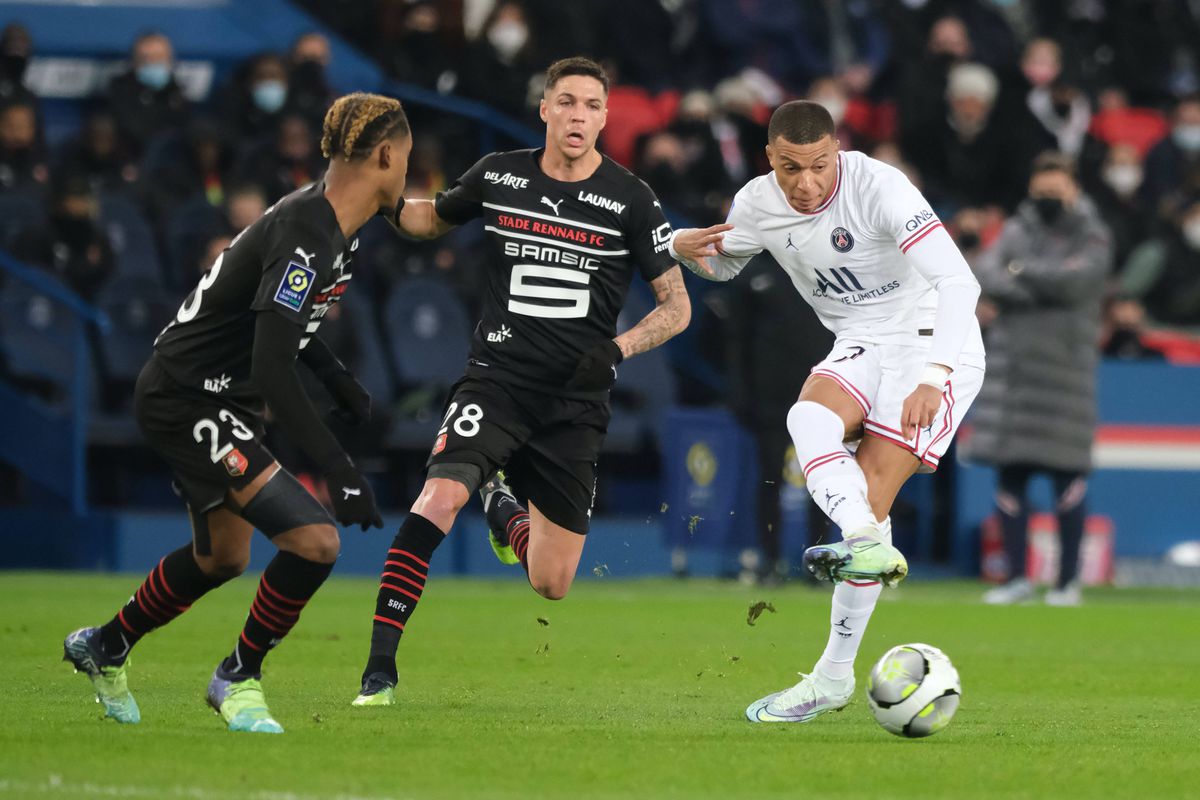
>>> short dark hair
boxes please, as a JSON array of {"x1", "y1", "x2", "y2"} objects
[
  {"x1": 1030, "y1": 150, "x2": 1076, "y2": 179},
  {"x1": 544, "y1": 56, "x2": 609, "y2": 95},
  {"x1": 767, "y1": 100, "x2": 836, "y2": 145}
]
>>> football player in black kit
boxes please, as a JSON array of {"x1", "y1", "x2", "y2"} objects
[
  {"x1": 63, "y1": 93, "x2": 409, "y2": 733},
  {"x1": 353, "y1": 57, "x2": 727, "y2": 706}
]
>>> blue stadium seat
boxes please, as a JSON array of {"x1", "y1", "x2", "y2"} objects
[
  {"x1": 0, "y1": 188, "x2": 47, "y2": 250},
  {"x1": 95, "y1": 276, "x2": 173, "y2": 383},
  {"x1": 0, "y1": 279, "x2": 87, "y2": 392},
  {"x1": 383, "y1": 275, "x2": 472, "y2": 386},
  {"x1": 98, "y1": 192, "x2": 163, "y2": 285}
]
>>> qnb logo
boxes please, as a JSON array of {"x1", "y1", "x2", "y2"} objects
[
  {"x1": 814, "y1": 267, "x2": 865, "y2": 295},
  {"x1": 904, "y1": 209, "x2": 936, "y2": 232}
]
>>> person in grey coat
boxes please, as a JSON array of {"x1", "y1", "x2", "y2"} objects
[{"x1": 965, "y1": 151, "x2": 1112, "y2": 606}]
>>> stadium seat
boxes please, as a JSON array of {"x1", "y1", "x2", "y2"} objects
[
  {"x1": 383, "y1": 275, "x2": 472, "y2": 387},
  {"x1": 95, "y1": 276, "x2": 173, "y2": 383},
  {"x1": 0, "y1": 188, "x2": 47, "y2": 250},
  {"x1": 98, "y1": 192, "x2": 164, "y2": 285},
  {"x1": 0, "y1": 279, "x2": 88, "y2": 395}
]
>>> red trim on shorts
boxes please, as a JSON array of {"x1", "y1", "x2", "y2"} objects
[
  {"x1": 372, "y1": 615, "x2": 405, "y2": 631},
  {"x1": 380, "y1": 582, "x2": 421, "y2": 604},
  {"x1": 863, "y1": 426, "x2": 939, "y2": 470},
  {"x1": 810, "y1": 369, "x2": 872, "y2": 415},
  {"x1": 388, "y1": 548, "x2": 430, "y2": 569},
  {"x1": 925, "y1": 381, "x2": 957, "y2": 455},
  {"x1": 900, "y1": 222, "x2": 945, "y2": 253}
]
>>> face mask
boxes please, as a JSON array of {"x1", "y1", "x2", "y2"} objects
[
  {"x1": 487, "y1": 22, "x2": 528, "y2": 60},
  {"x1": 135, "y1": 62, "x2": 171, "y2": 91},
  {"x1": 958, "y1": 231, "x2": 980, "y2": 250},
  {"x1": 1184, "y1": 219, "x2": 1200, "y2": 250},
  {"x1": 1032, "y1": 196, "x2": 1065, "y2": 224},
  {"x1": 814, "y1": 96, "x2": 847, "y2": 126},
  {"x1": 1172, "y1": 124, "x2": 1200, "y2": 153},
  {"x1": 1, "y1": 53, "x2": 28, "y2": 82},
  {"x1": 1103, "y1": 164, "x2": 1142, "y2": 196},
  {"x1": 290, "y1": 60, "x2": 325, "y2": 89},
  {"x1": 252, "y1": 80, "x2": 287, "y2": 114}
]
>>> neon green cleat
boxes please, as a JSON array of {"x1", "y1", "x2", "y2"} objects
[
  {"x1": 479, "y1": 471, "x2": 520, "y2": 565},
  {"x1": 803, "y1": 526, "x2": 909, "y2": 587},
  {"x1": 206, "y1": 669, "x2": 284, "y2": 733},
  {"x1": 63, "y1": 627, "x2": 140, "y2": 724},
  {"x1": 351, "y1": 673, "x2": 397, "y2": 707}
]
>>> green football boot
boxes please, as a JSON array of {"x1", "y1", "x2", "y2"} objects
[
  {"x1": 479, "y1": 471, "x2": 520, "y2": 566},
  {"x1": 63, "y1": 627, "x2": 141, "y2": 724},
  {"x1": 351, "y1": 672, "x2": 397, "y2": 707},
  {"x1": 206, "y1": 668, "x2": 284, "y2": 733},
  {"x1": 803, "y1": 526, "x2": 909, "y2": 587}
]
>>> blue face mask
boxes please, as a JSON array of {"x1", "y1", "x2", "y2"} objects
[
  {"x1": 252, "y1": 80, "x2": 287, "y2": 114},
  {"x1": 1173, "y1": 124, "x2": 1200, "y2": 153},
  {"x1": 135, "y1": 62, "x2": 171, "y2": 91}
]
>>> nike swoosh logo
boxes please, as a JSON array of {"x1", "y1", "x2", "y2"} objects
[
  {"x1": 849, "y1": 542, "x2": 879, "y2": 553},
  {"x1": 343, "y1": 488, "x2": 361, "y2": 499}
]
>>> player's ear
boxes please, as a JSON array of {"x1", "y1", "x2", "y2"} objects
[
  {"x1": 765, "y1": 143, "x2": 776, "y2": 169},
  {"x1": 539, "y1": 97, "x2": 548, "y2": 123},
  {"x1": 377, "y1": 140, "x2": 391, "y2": 171}
]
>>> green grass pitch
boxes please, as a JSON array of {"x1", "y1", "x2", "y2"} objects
[{"x1": 1, "y1": 572, "x2": 1195, "y2": 799}]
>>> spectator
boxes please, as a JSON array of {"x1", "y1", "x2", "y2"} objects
[
  {"x1": 55, "y1": 110, "x2": 138, "y2": 195},
  {"x1": 0, "y1": 98, "x2": 48, "y2": 191},
  {"x1": 216, "y1": 53, "x2": 292, "y2": 144},
  {"x1": 1088, "y1": 143, "x2": 1154, "y2": 266},
  {"x1": 896, "y1": 15, "x2": 973, "y2": 150},
  {"x1": 224, "y1": 183, "x2": 267, "y2": 233},
  {"x1": 791, "y1": 0, "x2": 890, "y2": 97},
  {"x1": 458, "y1": 1, "x2": 541, "y2": 120},
  {"x1": 710, "y1": 77, "x2": 769, "y2": 184},
  {"x1": 1117, "y1": 196, "x2": 1200, "y2": 328},
  {"x1": 0, "y1": 23, "x2": 36, "y2": 107},
  {"x1": 966, "y1": 152, "x2": 1112, "y2": 607},
  {"x1": 231, "y1": 112, "x2": 323, "y2": 202},
  {"x1": 380, "y1": 0, "x2": 462, "y2": 93},
  {"x1": 1141, "y1": 94, "x2": 1200, "y2": 212},
  {"x1": 724, "y1": 254, "x2": 834, "y2": 584},
  {"x1": 11, "y1": 175, "x2": 115, "y2": 300},
  {"x1": 807, "y1": 76, "x2": 860, "y2": 151},
  {"x1": 287, "y1": 32, "x2": 335, "y2": 129},
  {"x1": 909, "y1": 62, "x2": 1031, "y2": 211},
  {"x1": 198, "y1": 230, "x2": 233, "y2": 275},
  {"x1": 1021, "y1": 38, "x2": 1091, "y2": 157},
  {"x1": 103, "y1": 31, "x2": 189, "y2": 155}
]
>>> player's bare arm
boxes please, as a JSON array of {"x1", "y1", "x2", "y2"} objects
[
  {"x1": 614, "y1": 265, "x2": 691, "y2": 359},
  {"x1": 389, "y1": 198, "x2": 456, "y2": 240}
]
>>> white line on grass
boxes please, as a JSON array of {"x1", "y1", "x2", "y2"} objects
[{"x1": 0, "y1": 777, "x2": 406, "y2": 800}]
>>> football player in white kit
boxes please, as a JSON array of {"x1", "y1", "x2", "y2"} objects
[{"x1": 671, "y1": 101, "x2": 986, "y2": 723}]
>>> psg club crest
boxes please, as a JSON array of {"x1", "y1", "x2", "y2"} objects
[
  {"x1": 223, "y1": 448, "x2": 248, "y2": 477},
  {"x1": 830, "y1": 227, "x2": 855, "y2": 253}
]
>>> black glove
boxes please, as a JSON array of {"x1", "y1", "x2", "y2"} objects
[
  {"x1": 566, "y1": 339, "x2": 624, "y2": 392},
  {"x1": 324, "y1": 369, "x2": 371, "y2": 427},
  {"x1": 324, "y1": 460, "x2": 383, "y2": 531}
]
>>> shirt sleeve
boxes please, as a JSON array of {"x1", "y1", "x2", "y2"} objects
[
  {"x1": 625, "y1": 180, "x2": 677, "y2": 282},
  {"x1": 434, "y1": 153, "x2": 493, "y2": 225},
  {"x1": 250, "y1": 213, "x2": 336, "y2": 326},
  {"x1": 671, "y1": 185, "x2": 763, "y2": 282},
  {"x1": 869, "y1": 167, "x2": 981, "y2": 370}
]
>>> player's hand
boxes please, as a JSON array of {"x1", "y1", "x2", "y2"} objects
[
  {"x1": 900, "y1": 384, "x2": 944, "y2": 440},
  {"x1": 567, "y1": 339, "x2": 624, "y2": 392},
  {"x1": 325, "y1": 370, "x2": 371, "y2": 426},
  {"x1": 324, "y1": 461, "x2": 383, "y2": 531},
  {"x1": 671, "y1": 224, "x2": 734, "y2": 276}
]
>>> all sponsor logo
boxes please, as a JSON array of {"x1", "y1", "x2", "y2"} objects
[
  {"x1": 484, "y1": 171, "x2": 530, "y2": 189},
  {"x1": 274, "y1": 261, "x2": 316, "y2": 311},
  {"x1": 486, "y1": 325, "x2": 513, "y2": 343},
  {"x1": 904, "y1": 209, "x2": 935, "y2": 232},
  {"x1": 223, "y1": 448, "x2": 248, "y2": 477},
  {"x1": 651, "y1": 222, "x2": 673, "y2": 254},
  {"x1": 830, "y1": 226, "x2": 855, "y2": 252},
  {"x1": 577, "y1": 190, "x2": 626, "y2": 214},
  {"x1": 203, "y1": 374, "x2": 230, "y2": 393}
]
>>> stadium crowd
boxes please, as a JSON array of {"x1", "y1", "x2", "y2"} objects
[{"x1": 1, "y1": 0, "x2": 1199, "y2": 467}]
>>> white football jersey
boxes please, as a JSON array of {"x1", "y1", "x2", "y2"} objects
[{"x1": 714, "y1": 151, "x2": 985, "y2": 364}]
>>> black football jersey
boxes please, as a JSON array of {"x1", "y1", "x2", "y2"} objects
[
  {"x1": 153, "y1": 181, "x2": 356, "y2": 403},
  {"x1": 434, "y1": 148, "x2": 675, "y2": 397}
]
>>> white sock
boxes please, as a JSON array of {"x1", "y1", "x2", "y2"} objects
[
  {"x1": 787, "y1": 401, "x2": 877, "y2": 534},
  {"x1": 814, "y1": 515, "x2": 890, "y2": 682}
]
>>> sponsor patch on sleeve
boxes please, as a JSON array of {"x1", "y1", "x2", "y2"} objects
[{"x1": 274, "y1": 261, "x2": 316, "y2": 311}]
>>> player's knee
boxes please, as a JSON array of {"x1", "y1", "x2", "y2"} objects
[
  {"x1": 411, "y1": 482, "x2": 468, "y2": 528},
  {"x1": 279, "y1": 524, "x2": 341, "y2": 564},
  {"x1": 787, "y1": 400, "x2": 847, "y2": 448},
  {"x1": 200, "y1": 550, "x2": 249, "y2": 580},
  {"x1": 529, "y1": 570, "x2": 573, "y2": 601}
]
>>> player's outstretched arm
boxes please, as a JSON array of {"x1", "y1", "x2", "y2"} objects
[
  {"x1": 615, "y1": 265, "x2": 691, "y2": 359},
  {"x1": 668, "y1": 224, "x2": 737, "y2": 279},
  {"x1": 387, "y1": 199, "x2": 457, "y2": 240}
]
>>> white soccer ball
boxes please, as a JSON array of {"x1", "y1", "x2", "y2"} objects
[{"x1": 866, "y1": 643, "x2": 961, "y2": 738}]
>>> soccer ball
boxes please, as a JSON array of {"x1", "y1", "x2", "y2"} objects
[{"x1": 866, "y1": 643, "x2": 961, "y2": 738}]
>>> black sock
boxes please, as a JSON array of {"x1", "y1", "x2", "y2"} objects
[
  {"x1": 98, "y1": 543, "x2": 229, "y2": 663},
  {"x1": 220, "y1": 550, "x2": 334, "y2": 679},
  {"x1": 363, "y1": 513, "x2": 444, "y2": 683},
  {"x1": 487, "y1": 491, "x2": 530, "y2": 569}
]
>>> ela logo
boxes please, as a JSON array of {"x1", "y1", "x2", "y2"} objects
[{"x1": 274, "y1": 261, "x2": 316, "y2": 311}]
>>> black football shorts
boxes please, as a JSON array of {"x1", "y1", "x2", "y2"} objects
[{"x1": 426, "y1": 376, "x2": 609, "y2": 534}]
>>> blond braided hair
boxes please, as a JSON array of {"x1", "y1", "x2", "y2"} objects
[{"x1": 321, "y1": 92, "x2": 409, "y2": 161}]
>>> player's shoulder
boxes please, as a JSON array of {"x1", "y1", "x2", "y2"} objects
[
  {"x1": 593, "y1": 154, "x2": 663, "y2": 214},
  {"x1": 262, "y1": 183, "x2": 341, "y2": 252},
  {"x1": 842, "y1": 150, "x2": 913, "y2": 193}
]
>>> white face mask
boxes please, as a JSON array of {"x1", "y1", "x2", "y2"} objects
[
  {"x1": 488, "y1": 22, "x2": 528, "y2": 60},
  {"x1": 814, "y1": 96, "x2": 847, "y2": 126},
  {"x1": 1184, "y1": 218, "x2": 1200, "y2": 250},
  {"x1": 1103, "y1": 164, "x2": 1143, "y2": 196}
]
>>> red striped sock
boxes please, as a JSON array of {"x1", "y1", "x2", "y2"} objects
[
  {"x1": 98, "y1": 544, "x2": 228, "y2": 662},
  {"x1": 507, "y1": 516, "x2": 531, "y2": 568},
  {"x1": 363, "y1": 513, "x2": 444, "y2": 683},
  {"x1": 222, "y1": 551, "x2": 333, "y2": 678}
]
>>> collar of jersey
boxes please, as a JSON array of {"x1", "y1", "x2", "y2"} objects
[{"x1": 771, "y1": 152, "x2": 842, "y2": 217}]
